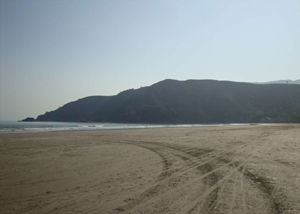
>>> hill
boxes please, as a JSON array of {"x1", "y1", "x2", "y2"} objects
[
  {"x1": 256, "y1": 79, "x2": 300, "y2": 85},
  {"x1": 36, "y1": 79, "x2": 300, "y2": 123}
]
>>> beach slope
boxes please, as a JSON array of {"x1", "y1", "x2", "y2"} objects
[{"x1": 1, "y1": 125, "x2": 300, "y2": 214}]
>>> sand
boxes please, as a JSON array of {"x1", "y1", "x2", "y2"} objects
[{"x1": 1, "y1": 124, "x2": 300, "y2": 214}]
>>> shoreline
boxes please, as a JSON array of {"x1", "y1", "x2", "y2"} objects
[
  {"x1": 0, "y1": 122, "x2": 253, "y2": 134},
  {"x1": 0, "y1": 122, "x2": 256, "y2": 134}
]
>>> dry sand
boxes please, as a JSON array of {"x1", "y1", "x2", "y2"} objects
[{"x1": 1, "y1": 124, "x2": 300, "y2": 214}]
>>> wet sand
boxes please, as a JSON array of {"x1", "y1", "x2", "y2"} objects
[{"x1": 1, "y1": 124, "x2": 300, "y2": 214}]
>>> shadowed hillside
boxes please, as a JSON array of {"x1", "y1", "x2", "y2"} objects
[
  {"x1": 36, "y1": 96, "x2": 112, "y2": 122},
  {"x1": 36, "y1": 79, "x2": 300, "y2": 123}
]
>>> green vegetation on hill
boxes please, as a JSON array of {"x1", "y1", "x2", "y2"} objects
[{"x1": 36, "y1": 79, "x2": 300, "y2": 123}]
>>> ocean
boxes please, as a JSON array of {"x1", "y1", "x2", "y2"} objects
[{"x1": 0, "y1": 121, "x2": 248, "y2": 133}]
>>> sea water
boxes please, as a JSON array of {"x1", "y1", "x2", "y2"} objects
[{"x1": 0, "y1": 121, "x2": 248, "y2": 133}]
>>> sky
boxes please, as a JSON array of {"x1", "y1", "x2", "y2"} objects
[{"x1": 0, "y1": 0, "x2": 299, "y2": 121}]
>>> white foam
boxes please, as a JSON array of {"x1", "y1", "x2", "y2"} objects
[{"x1": 0, "y1": 121, "x2": 251, "y2": 133}]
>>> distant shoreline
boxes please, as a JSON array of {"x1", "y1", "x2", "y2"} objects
[{"x1": 0, "y1": 121, "x2": 258, "y2": 134}]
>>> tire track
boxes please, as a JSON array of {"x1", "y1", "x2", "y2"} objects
[
  {"x1": 33, "y1": 136, "x2": 279, "y2": 214},
  {"x1": 123, "y1": 141, "x2": 253, "y2": 213},
  {"x1": 175, "y1": 137, "x2": 278, "y2": 214},
  {"x1": 25, "y1": 129, "x2": 291, "y2": 214}
]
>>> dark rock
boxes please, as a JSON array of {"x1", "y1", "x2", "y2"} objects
[{"x1": 21, "y1": 117, "x2": 36, "y2": 122}]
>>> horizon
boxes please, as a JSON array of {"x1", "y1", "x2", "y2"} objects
[{"x1": 1, "y1": 0, "x2": 299, "y2": 121}]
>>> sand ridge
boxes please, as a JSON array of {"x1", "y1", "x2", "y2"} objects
[{"x1": 0, "y1": 124, "x2": 300, "y2": 213}]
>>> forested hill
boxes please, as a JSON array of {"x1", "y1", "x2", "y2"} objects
[{"x1": 36, "y1": 79, "x2": 300, "y2": 123}]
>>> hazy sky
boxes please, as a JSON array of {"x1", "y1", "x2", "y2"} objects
[{"x1": 0, "y1": 0, "x2": 299, "y2": 121}]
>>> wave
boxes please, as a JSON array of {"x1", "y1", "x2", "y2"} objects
[{"x1": 0, "y1": 121, "x2": 251, "y2": 133}]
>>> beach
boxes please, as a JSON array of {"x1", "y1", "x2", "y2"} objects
[{"x1": 1, "y1": 124, "x2": 300, "y2": 214}]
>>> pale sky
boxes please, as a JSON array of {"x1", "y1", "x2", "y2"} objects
[{"x1": 0, "y1": 0, "x2": 299, "y2": 121}]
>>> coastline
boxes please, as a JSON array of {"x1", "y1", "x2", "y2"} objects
[
  {"x1": 1, "y1": 124, "x2": 299, "y2": 213},
  {"x1": 0, "y1": 121, "x2": 254, "y2": 134}
]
